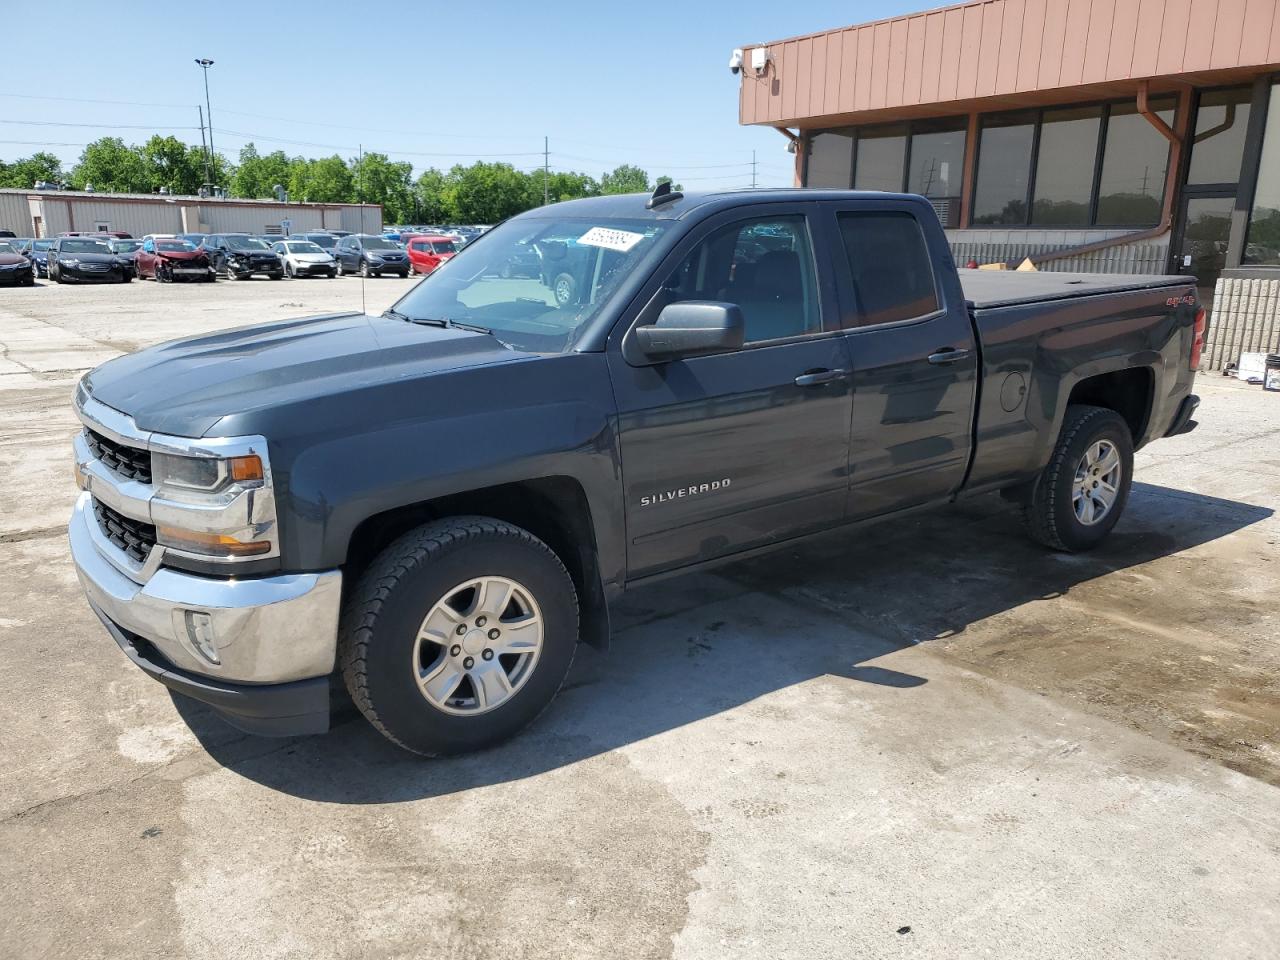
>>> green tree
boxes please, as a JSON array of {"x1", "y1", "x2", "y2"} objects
[
  {"x1": 414, "y1": 168, "x2": 454, "y2": 223},
  {"x1": 231, "y1": 143, "x2": 297, "y2": 199},
  {"x1": 445, "y1": 162, "x2": 533, "y2": 223},
  {"x1": 353, "y1": 151, "x2": 414, "y2": 222},
  {"x1": 69, "y1": 138, "x2": 149, "y2": 193},
  {"x1": 140, "y1": 135, "x2": 204, "y2": 194},
  {"x1": 599, "y1": 164, "x2": 651, "y2": 195},
  {"x1": 527, "y1": 169, "x2": 599, "y2": 207},
  {"x1": 289, "y1": 155, "x2": 355, "y2": 204},
  {"x1": 0, "y1": 152, "x2": 63, "y2": 189}
]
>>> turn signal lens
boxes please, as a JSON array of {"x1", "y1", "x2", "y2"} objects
[
  {"x1": 156, "y1": 525, "x2": 272, "y2": 558},
  {"x1": 228, "y1": 454, "x2": 264, "y2": 482}
]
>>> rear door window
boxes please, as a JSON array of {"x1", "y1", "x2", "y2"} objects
[{"x1": 835, "y1": 211, "x2": 940, "y2": 326}]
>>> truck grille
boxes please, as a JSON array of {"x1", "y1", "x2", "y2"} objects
[
  {"x1": 92, "y1": 499, "x2": 157, "y2": 563},
  {"x1": 85, "y1": 429, "x2": 152, "y2": 484}
]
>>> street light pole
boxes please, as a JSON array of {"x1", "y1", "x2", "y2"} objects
[{"x1": 195, "y1": 58, "x2": 216, "y2": 190}]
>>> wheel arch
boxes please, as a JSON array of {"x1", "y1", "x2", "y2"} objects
[
  {"x1": 1065, "y1": 366, "x2": 1154, "y2": 447},
  {"x1": 343, "y1": 476, "x2": 611, "y2": 650}
]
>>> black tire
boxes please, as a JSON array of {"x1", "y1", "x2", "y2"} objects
[
  {"x1": 285, "y1": 263, "x2": 295, "y2": 279},
  {"x1": 359, "y1": 260, "x2": 370, "y2": 278},
  {"x1": 552, "y1": 272, "x2": 576, "y2": 306},
  {"x1": 327, "y1": 270, "x2": 336, "y2": 279},
  {"x1": 397, "y1": 270, "x2": 409, "y2": 279},
  {"x1": 1023, "y1": 405, "x2": 1133, "y2": 552},
  {"x1": 336, "y1": 260, "x2": 345, "y2": 277},
  {"x1": 339, "y1": 516, "x2": 579, "y2": 756}
]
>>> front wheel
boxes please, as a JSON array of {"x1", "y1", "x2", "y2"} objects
[
  {"x1": 336, "y1": 260, "x2": 345, "y2": 277},
  {"x1": 1023, "y1": 405, "x2": 1133, "y2": 552},
  {"x1": 359, "y1": 260, "x2": 370, "y2": 278},
  {"x1": 552, "y1": 272, "x2": 576, "y2": 306},
  {"x1": 285, "y1": 263, "x2": 295, "y2": 279},
  {"x1": 339, "y1": 517, "x2": 579, "y2": 756}
]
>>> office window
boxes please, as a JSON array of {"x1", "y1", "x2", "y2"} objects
[
  {"x1": 836, "y1": 212, "x2": 939, "y2": 326},
  {"x1": 1096, "y1": 97, "x2": 1174, "y2": 226},
  {"x1": 1188, "y1": 87, "x2": 1252, "y2": 185},
  {"x1": 806, "y1": 130, "x2": 854, "y2": 188},
  {"x1": 1032, "y1": 106, "x2": 1102, "y2": 225},
  {"x1": 854, "y1": 125, "x2": 907, "y2": 191},
  {"x1": 1244, "y1": 84, "x2": 1280, "y2": 266},
  {"x1": 908, "y1": 121, "x2": 966, "y2": 199},
  {"x1": 973, "y1": 113, "x2": 1036, "y2": 225}
]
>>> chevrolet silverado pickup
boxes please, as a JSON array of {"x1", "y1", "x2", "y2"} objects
[{"x1": 69, "y1": 187, "x2": 1204, "y2": 756}]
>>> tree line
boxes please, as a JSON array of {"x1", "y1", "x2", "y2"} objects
[{"x1": 0, "y1": 137, "x2": 679, "y2": 224}]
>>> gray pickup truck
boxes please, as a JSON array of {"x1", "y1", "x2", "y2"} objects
[{"x1": 69, "y1": 187, "x2": 1203, "y2": 755}]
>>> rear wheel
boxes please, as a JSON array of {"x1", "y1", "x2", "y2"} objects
[
  {"x1": 339, "y1": 517, "x2": 579, "y2": 756},
  {"x1": 1023, "y1": 405, "x2": 1133, "y2": 552}
]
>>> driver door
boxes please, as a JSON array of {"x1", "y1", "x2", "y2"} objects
[{"x1": 607, "y1": 204, "x2": 854, "y2": 580}]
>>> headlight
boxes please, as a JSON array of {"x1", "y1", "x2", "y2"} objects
[
  {"x1": 61, "y1": 258, "x2": 80, "y2": 266},
  {"x1": 150, "y1": 447, "x2": 276, "y2": 560}
]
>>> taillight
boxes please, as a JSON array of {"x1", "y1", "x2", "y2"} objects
[{"x1": 1190, "y1": 307, "x2": 1206, "y2": 370}]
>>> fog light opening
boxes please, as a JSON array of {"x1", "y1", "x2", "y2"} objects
[{"x1": 183, "y1": 610, "x2": 220, "y2": 665}]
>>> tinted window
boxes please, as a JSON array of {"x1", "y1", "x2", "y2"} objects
[
  {"x1": 225, "y1": 236, "x2": 269, "y2": 251},
  {"x1": 854, "y1": 125, "x2": 907, "y2": 191},
  {"x1": 0, "y1": 242, "x2": 14, "y2": 254},
  {"x1": 431, "y1": 241, "x2": 456, "y2": 254},
  {"x1": 658, "y1": 216, "x2": 820, "y2": 344},
  {"x1": 362, "y1": 237, "x2": 399, "y2": 251},
  {"x1": 1244, "y1": 83, "x2": 1280, "y2": 266},
  {"x1": 1188, "y1": 87, "x2": 1251, "y2": 185},
  {"x1": 1096, "y1": 98, "x2": 1174, "y2": 225},
  {"x1": 806, "y1": 129, "x2": 854, "y2": 188},
  {"x1": 61, "y1": 239, "x2": 111, "y2": 254},
  {"x1": 1032, "y1": 106, "x2": 1102, "y2": 225},
  {"x1": 157, "y1": 241, "x2": 195, "y2": 252},
  {"x1": 836, "y1": 212, "x2": 939, "y2": 326},
  {"x1": 908, "y1": 121, "x2": 966, "y2": 198},
  {"x1": 973, "y1": 113, "x2": 1035, "y2": 224},
  {"x1": 308, "y1": 234, "x2": 337, "y2": 249}
]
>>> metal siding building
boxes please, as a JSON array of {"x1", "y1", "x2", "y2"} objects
[
  {"x1": 737, "y1": 0, "x2": 1280, "y2": 368},
  {"x1": 0, "y1": 190, "x2": 382, "y2": 240}
]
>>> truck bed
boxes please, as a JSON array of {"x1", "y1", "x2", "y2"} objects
[{"x1": 958, "y1": 269, "x2": 1193, "y2": 310}]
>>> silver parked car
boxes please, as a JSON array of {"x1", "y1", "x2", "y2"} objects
[{"x1": 271, "y1": 239, "x2": 337, "y2": 279}]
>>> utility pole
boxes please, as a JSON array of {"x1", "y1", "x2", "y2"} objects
[
  {"x1": 195, "y1": 59, "x2": 216, "y2": 186},
  {"x1": 543, "y1": 136, "x2": 550, "y2": 206},
  {"x1": 751, "y1": 149, "x2": 758, "y2": 188},
  {"x1": 197, "y1": 105, "x2": 211, "y2": 192}
]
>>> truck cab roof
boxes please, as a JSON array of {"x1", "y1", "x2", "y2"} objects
[{"x1": 514, "y1": 188, "x2": 925, "y2": 222}]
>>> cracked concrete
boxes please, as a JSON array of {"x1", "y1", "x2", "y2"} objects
[{"x1": 1, "y1": 278, "x2": 1279, "y2": 959}]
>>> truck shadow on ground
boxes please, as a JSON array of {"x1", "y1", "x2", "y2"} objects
[{"x1": 175, "y1": 481, "x2": 1273, "y2": 801}]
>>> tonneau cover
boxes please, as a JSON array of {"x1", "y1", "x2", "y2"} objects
[{"x1": 959, "y1": 269, "x2": 1194, "y2": 310}]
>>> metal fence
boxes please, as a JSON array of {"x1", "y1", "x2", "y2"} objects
[{"x1": 949, "y1": 241, "x2": 1170, "y2": 275}]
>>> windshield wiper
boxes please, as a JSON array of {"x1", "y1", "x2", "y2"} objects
[
  {"x1": 443, "y1": 318, "x2": 492, "y2": 335},
  {"x1": 383, "y1": 308, "x2": 441, "y2": 326}
]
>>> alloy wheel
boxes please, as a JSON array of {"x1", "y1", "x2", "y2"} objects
[
  {"x1": 1072, "y1": 440, "x2": 1122, "y2": 526},
  {"x1": 412, "y1": 576, "x2": 544, "y2": 716}
]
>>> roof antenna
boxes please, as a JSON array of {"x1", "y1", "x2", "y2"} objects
[{"x1": 646, "y1": 180, "x2": 684, "y2": 209}]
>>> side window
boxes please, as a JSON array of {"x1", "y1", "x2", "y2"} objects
[
  {"x1": 835, "y1": 211, "x2": 940, "y2": 326},
  {"x1": 658, "y1": 215, "x2": 820, "y2": 344},
  {"x1": 142, "y1": 239, "x2": 154, "y2": 253}
]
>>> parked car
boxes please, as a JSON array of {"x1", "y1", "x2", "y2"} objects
[
  {"x1": 296, "y1": 232, "x2": 340, "y2": 255},
  {"x1": 135, "y1": 237, "x2": 213, "y2": 282},
  {"x1": 0, "y1": 240, "x2": 35, "y2": 286},
  {"x1": 20, "y1": 238, "x2": 55, "y2": 278},
  {"x1": 272, "y1": 239, "x2": 337, "y2": 278},
  {"x1": 47, "y1": 236, "x2": 131, "y2": 283},
  {"x1": 405, "y1": 235, "x2": 457, "y2": 276},
  {"x1": 108, "y1": 238, "x2": 143, "y2": 278},
  {"x1": 334, "y1": 234, "x2": 409, "y2": 277},
  {"x1": 68, "y1": 188, "x2": 1203, "y2": 754},
  {"x1": 497, "y1": 239, "x2": 541, "y2": 279},
  {"x1": 200, "y1": 234, "x2": 283, "y2": 280}
]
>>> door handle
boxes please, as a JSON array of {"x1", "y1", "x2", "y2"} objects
[
  {"x1": 927, "y1": 348, "x2": 972, "y2": 365},
  {"x1": 794, "y1": 368, "x2": 848, "y2": 386}
]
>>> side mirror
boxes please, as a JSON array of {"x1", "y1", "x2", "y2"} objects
[{"x1": 634, "y1": 301, "x2": 745, "y2": 360}]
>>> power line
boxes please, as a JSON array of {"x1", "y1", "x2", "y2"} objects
[
  {"x1": 0, "y1": 92, "x2": 194, "y2": 109},
  {"x1": 0, "y1": 119, "x2": 198, "y2": 131}
]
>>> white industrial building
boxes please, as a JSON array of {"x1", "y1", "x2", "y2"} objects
[{"x1": 0, "y1": 189, "x2": 383, "y2": 239}]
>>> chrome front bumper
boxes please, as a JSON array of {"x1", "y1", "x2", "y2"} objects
[{"x1": 70, "y1": 492, "x2": 342, "y2": 684}]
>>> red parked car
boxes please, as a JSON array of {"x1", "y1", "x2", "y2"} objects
[
  {"x1": 135, "y1": 236, "x2": 214, "y2": 282},
  {"x1": 406, "y1": 235, "x2": 457, "y2": 276}
]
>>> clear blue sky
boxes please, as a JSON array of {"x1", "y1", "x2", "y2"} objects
[{"x1": 0, "y1": 1, "x2": 921, "y2": 190}]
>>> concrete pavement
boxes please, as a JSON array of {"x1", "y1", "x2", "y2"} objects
[{"x1": 1, "y1": 277, "x2": 1277, "y2": 959}]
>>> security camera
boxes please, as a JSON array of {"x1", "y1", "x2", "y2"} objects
[
  {"x1": 729, "y1": 48, "x2": 744, "y2": 74},
  {"x1": 751, "y1": 46, "x2": 771, "y2": 75}
]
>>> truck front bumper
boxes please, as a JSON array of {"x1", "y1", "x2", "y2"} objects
[{"x1": 70, "y1": 492, "x2": 342, "y2": 736}]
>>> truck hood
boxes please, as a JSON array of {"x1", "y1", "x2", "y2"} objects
[{"x1": 82, "y1": 312, "x2": 529, "y2": 437}]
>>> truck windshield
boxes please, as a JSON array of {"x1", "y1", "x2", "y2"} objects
[{"x1": 391, "y1": 217, "x2": 669, "y2": 352}]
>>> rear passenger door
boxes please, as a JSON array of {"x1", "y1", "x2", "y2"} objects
[
  {"x1": 820, "y1": 201, "x2": 978, "y2": 520},
  {"x1": 609, "y1": 204, "x2": 855, "y2": 579}
]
